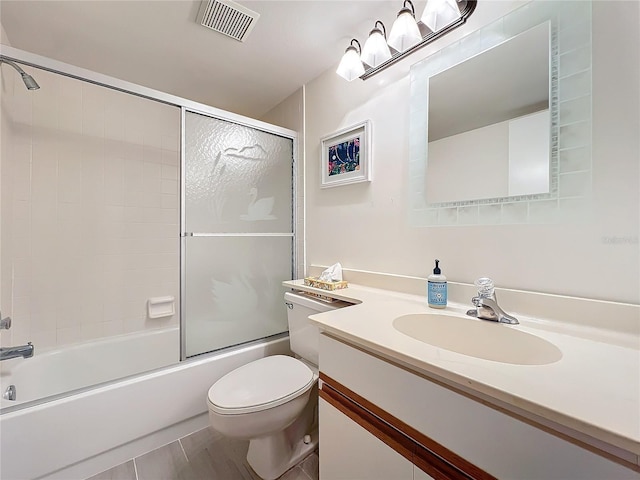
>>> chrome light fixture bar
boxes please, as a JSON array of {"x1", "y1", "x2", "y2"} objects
[{"x1": 343, "y1": 0, "x2": 477, "y2": 81}]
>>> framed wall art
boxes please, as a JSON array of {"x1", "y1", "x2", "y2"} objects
[{"x1": 320, "y1": 120, "x2": 371, "y2": 188}]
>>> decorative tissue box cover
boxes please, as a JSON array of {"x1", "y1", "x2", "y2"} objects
[{"x1": 304, "y1": 277, "x2": 348, "y2": 291}]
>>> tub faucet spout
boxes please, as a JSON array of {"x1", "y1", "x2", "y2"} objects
[{"x1": 0, "y1": 342, "x2": 34, "y2": 361}]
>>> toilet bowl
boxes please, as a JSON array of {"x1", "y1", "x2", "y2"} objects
[
  {"x1": 207, "y1": 292, "x2": 348, "y2": 480},
  {"x1": 208, "y1": 355, "x2": 317, "y2": 479}
]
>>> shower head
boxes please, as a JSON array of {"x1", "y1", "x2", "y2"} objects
[
  {"x1": 21, "y1": 72, "x2": 40, "y2": 90},
  {"x1": 0, "y1": 58, "x2": 40, "y2": 90}
]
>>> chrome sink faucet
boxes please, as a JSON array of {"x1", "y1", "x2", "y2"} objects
[
  {"x1": 466, "y1": 278, "x2": 519, "y2": 325},
  {"x1": 0, "y1": 342, "x2": 34, "y2": 361}
]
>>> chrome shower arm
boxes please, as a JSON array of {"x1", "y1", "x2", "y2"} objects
[
  {"x1": 0, "y1": 57, "x2": 40, "y2": 90},
  {"x1": 0, "y1": 58, "x2": 28, "y2": 75}
]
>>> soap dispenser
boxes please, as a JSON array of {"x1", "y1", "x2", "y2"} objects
[{"x1": 428, "y1": 259, "x2": 447, "y2": 309}]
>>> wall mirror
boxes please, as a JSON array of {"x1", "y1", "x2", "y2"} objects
[{"x1": 409, "y1": 0, "x2": 592, "y2": 226}]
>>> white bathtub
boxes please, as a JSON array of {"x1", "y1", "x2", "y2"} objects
[
  {"x1": 0, "y1": 331, "x2": 290, "y2": 480},
  {"x1": 1, "y1": 327, "x2": 180, "y2": 410}
]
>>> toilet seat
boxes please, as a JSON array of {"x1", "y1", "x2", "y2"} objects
[{"x1": 208, "y1": 355, "x2": 315, "y2": 415}]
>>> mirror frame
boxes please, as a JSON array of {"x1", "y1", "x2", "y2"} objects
[{"x1": 409, "y1": 0, "x2": 592, "y2": 226}]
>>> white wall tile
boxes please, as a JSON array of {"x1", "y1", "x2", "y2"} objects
[
  {"x1": 457, "y1": 206, "x2": 479, "y2": 225},
  {"x1": 161, "y1": 179, "x2": 178, "y2": 195},
  {"x1": 58, "y1": 143, "x2": 83, "y2": 203},
  {"x1": 161, "y1": 149, "x2": 179, "y2": 165},
  {"x1": 11, "y1": 143, "x2": 31, "y2": 201},
  {"x1": 80, "y1": 322, "x2": 104, "y2": 341},
  {"x1": 31, "y1": 329, "x2": 56, "y2": 350},
  {"x1": 2, "y1": 72, "x2": 180, "y2": 350},
  {"x1": 478, "y1": 204, "x2": 502, "y2": 223},
  {"x1": 57, "y1": 326, "x2": 82, "y2": 345},
  {"x1": 144, "y1": 132, "x2": 163, "y2": 150},
  {"x1": 559, "y1": 146, "x2": 590, "y2": 173},
  {"x1": 501, "y1": 202, "x2": 529, "y2": 224},
  {"x1": 11, "y1": 200, "x2": 30, "y2": 237},
  {"x1": 559, "y1": 171, "x2": 591, "y2": 198},
  {"x1": 161, "y1": 135, "x2": 179, "y2": 152},
  {"x1": 143, "y1": 145, "x2": 163, "y2": 164},
  {"x1": 58, "y1": 101, "x2": 82, "y2": 135},
  {"x1": 32, "y1": 104, "x2": 58, "y2": 131},
  {"x1": 31, "y1": 142, "x2": 58, "y2": 204},
  {"x1": 142, "y1": 193, "x2": 162, "y2": 209},
  {"x1": 161, "y1": 164, "x2": 178, "y2": 180},
  {"x1": 161, "y1": 194, "x2": 178, "y2": 210},
  {"x1": 143, "y1": 162, "x2": 162, "y2": 193}
]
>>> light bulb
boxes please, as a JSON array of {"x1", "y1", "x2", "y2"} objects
[
  {"x1": 336, "y1": 42, "x2": 365, "y2": 81},
  {"x1": 421, "y1": 0, "x2": 461, "y2": 32},
  {"x1": 361, "y1": 22, "x2": 392, "y2": 68},
  {"x1": 388, "y1": 1, "x2": 422, "y2": 53}
]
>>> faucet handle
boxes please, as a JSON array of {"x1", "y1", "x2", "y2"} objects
[{"x1": 475, "y1": 277, "x2": 495, "y2": 299}]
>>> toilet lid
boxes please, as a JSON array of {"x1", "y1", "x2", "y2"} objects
[{"x1": 207, "y1": 355, "x2": 314, "y2": 415}]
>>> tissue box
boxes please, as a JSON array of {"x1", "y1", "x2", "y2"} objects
[{"x1": 304, "y1": 277, "x2": 348, "y2": 291}]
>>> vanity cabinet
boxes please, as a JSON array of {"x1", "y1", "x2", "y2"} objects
[
  {"x1": 318, "y1": 334, "x2": 640, "y2": 480},
  {"x1": 319, "y1": 397, "x2": 417, "y2": 479}
]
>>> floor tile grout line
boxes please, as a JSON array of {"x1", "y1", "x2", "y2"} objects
[
  {"x1": 300, "y1": 470, "x2": 314, "y2": 480},
  {"x1": 133, "y1": 458, "x2": 139, "y2": 480},
  {"x1": 178, "y1": 438, "x2": 189, "y2": 463},
  {"x1": 86, "y1": 434, "x2": 317, "y2": 480},
  {"x1": 299, "y1": 461, "x2": 316, "y2": 480}
]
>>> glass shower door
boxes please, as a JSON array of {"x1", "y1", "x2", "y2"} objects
[{"x1": 183, "y1": 111, "x2": 294, "y2": 358}]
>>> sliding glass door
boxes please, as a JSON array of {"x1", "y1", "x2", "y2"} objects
[{"x1": 182, "y1": 111, "x2": 294, "y2": 358}]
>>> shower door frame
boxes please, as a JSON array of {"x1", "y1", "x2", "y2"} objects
[
  {"x1": 179, "y1": 107, "x2": 298, "y2": 360},
  {"x1": 0, "y1": 44, "x2": 299, "y2": 363}
]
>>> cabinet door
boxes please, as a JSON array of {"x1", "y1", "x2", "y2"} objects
[{"x1": 319, "y1": 398, "x2": 414, "y2": 480}]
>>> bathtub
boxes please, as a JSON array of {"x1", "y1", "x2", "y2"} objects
[
  {"x1": 1, "y1": 327, "x2": 180, "y2": 410},
  {"x1": 0, "y1": 331, "x2": 290, "y2": 480}
]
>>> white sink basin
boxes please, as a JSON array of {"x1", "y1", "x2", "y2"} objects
[{"x1": 393, "y1": 313, "x2": 562, "y2": 365}]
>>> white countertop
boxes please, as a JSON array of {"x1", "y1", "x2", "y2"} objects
[{"x1": 283, "y1": 280, "x2": 640, "y2": 464}]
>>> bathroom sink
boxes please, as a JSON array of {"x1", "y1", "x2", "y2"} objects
[{"x1": 393, "y1": 313, "x2": 562, "y2": 365}]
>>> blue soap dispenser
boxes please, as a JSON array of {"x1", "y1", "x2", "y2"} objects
[{"x1": 428, "y1": 259, "x2": 447, "y2": 309}]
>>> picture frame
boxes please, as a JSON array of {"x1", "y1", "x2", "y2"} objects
[{"x1": 320, "y1": 120, "x2": 371, "y2": 188}]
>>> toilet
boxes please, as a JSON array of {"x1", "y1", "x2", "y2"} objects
[{"x1": 207, "y1": 291, "x2": 347, "y2": 480}]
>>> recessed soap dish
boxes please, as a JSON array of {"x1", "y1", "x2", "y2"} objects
[{"x1": 148, "y1": 296, "x2": 176, "y2": 319}]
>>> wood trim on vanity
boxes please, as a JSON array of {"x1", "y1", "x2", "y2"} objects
[{"x1": 319, "y1": 372, "x2": 497, "y2": 480}]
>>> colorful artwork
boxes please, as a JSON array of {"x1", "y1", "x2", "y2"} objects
[
  {"x1": 320, "y1": 120, "x2": 370, "y2": 188},
  {"x1": 328, "y1": 137, "x2": 360, "y2": 177}
]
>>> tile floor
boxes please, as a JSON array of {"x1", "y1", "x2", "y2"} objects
[{"x1": 87, "y1": 427, "x2": 319, "y2": 480}]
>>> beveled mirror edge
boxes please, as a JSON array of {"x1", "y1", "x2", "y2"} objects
[{"x1": 409, "y1": 0, "x2": 593, "y2": 226}]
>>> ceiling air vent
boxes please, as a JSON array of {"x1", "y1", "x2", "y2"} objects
[{"x1": 196, "y1": 0, "x2": 260, "y2": 42}]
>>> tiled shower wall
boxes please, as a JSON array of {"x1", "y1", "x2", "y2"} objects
[{"x1": 0, "y1": 64, "x2": 180, "y2": 350}]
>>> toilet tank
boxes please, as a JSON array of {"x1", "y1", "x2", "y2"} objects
[{"x1": 284, "y1": 291, "x2": 350, "y2": 366}]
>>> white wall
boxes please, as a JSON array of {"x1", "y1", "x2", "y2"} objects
[{"x1": 301, "y1": 1, "x2": 639, "y2": 304}]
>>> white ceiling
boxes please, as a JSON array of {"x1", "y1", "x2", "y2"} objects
[{"x1": 1, "y1": 0, "x2": 411, "y2": 119}]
